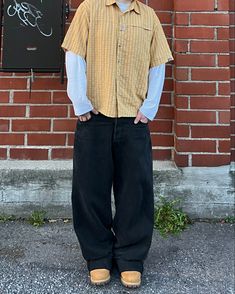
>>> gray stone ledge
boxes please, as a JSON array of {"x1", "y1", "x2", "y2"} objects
[{"x1": 0, "y1": 160, "x2": 234, "y2": 219}]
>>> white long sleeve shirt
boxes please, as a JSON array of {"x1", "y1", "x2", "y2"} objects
[{"x1": 65, "y1": 1, "x2": 166, "y2": 121}]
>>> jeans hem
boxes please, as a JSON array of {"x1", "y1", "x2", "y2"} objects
[
  {"x1": 115, "y1": 259, "x2": 144, "y2": 274},
  {"x1": 87, "y1": 257, "x2": 113, "y2": 271}
]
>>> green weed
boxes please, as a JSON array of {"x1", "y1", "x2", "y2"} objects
[
  {"x1": 28, "y1": 210, "x2": 47, "y2": 227},
  {"x1": 154, "y1": 195, "x2": 191, "y2": 238},
  {"x1": 0, "y1": 214, "x2": 16, "y2": 222},
  {"x1": 220, "y1": 216, "x2": 235, "y2": 224}
]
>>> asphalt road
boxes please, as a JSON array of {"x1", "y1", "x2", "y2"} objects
[{"x1": 0, "y1": 220, "x2": 234, "y2": 294}]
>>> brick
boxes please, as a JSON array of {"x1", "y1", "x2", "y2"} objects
[
  {"x1": 230, "y1": 120, "x2": 235, "y2": 134},
  {"x1": 191, "y1": 69, "x2": 230, "y2": 81},
  {"x1": 152, "y1": 149, "x2": 172, "y2": 160},
  {"x1": 231, "y1": 79, "x2": 235, "y2": 92},
  {"x1": 230, "y1": 10, "x2": 235, "y2": 25},
  {"x1": 175, "y1": 27, "x2": 214, "y2": 39},
  {"x1": 232, "y1": 136, "x2": 235, "y2": 146},
  {"x1": 174, "y1": 96, "x2": 189, "y2": 108},
  {"x1": 217, "y1": 28, "x2": 230, "y2": 40},
  {"x1": 218, "y1": 83, "x2": 231, "y2": 95},
  {"x1": 230, "y1": 53, "x2": 235, "y2": 69},
  {"x1": 166, "y1": 67, "x2": 173, "y2": 78},
  {"x1": 175, "y1": 40, "x2": 188, "y2": 52},
  {"x1": 174, "y1": 69, "x2": 189, "y2": 81},
  {"x1": 10, "y1": 148, "x2": 48, "y2": 160},
  {"x1": 12, "y1": 119, "x2": 51, "y2": 131},
  {"x1": 218, "y1": 55, "x2": 230, "y2": 66},
  {"x1": 0, "y1": 78, "x2": 27, "y2": 90},
  {"x1": 151, "y1": 134, "x2": 174, "y2": 147},
  {"x1": 0, "y1": 106, "x2": 25, "y2": 117},
  {"x1": 27, "y1": 134, "x2": 66, "y2": 146},
  {"x1": 67, "y1": 133, "x2": 75, "y2": 146},
  {"x1": 218, "y1": 140, "x2": 231, "y2": 152},
  {"x1": 0, "y1": 72, "x2": 13, "y2": 77},
  {"x1": 174, "y1": 0, "x2": 214, "y2": 11},
  {"x1": 163, "y1": 79, "x2": 174, "y2": 92},
  {"x1": 175, "y1": 54, "x2": 215, "y2": 66},
  {"x1": 175, "y1": 110, "x2": 216, "y2": 123},
  {"x1": 163, "y1": 25, "x2": 173, "y2": 38},
  {"x1": 154, "y1": 107, "x2": 174, "y2": 119},
  {"x1": 15, "y1": 72, "x2": 52, "y2": 77},
  {"x1": 231, "y1": 150, "x2": 235, "y2": 162},
  {"x1": 71, "y1": 0, "x2": 84, "y2": 9},
  {"x1": 149, "y1": 120, "x2": 172, "y2": 133},
  {"x1": 231, "y1": 94, "x2": 235, "y2": 107},
  {"x1": 69, "y1": 105, "x2": 77, "y2": 118},
  {"x1": 53, "y1": 119, "x2": 77, "y2": 132},
  {"x1": 191, "y1": 126, "x2": 230, "y2": 138},
  {"x1": 0, "y1": 92, "x2": 9, "y2": 103},
  {"x1": 175, "y1": 82, "x2": 216, "y2": 95},
  {"x1": 13, "y1": 91, "x2": 51, "y2": 104},
  {"x1": 176, "y1": 138, "x2": 216, "y2": 152},
  {"x1": 29, "y1": 78, "x2": 66, "y2": 90},
  {"x1": 0, "y1": 148, "x2": 7, "y2": 159},
  {"x1": 160, "y1": 93, "x2": 172, "y2": 105},
  {"x1": 191, "y1": 13, "x2": 229, "y2": 25},
  {"x1": 190, "y1": 96, "x2": 230, "y2": 109},
  {"x1": 0, "y1": 134, "x2": 24, "y2": 145},
  {"x1": 51, "y1": 148, "x2": 73, "y2": 159},
  {"x1": 0, "y1": 120, "x2": 9, "y2": 132},
  {"x1": 148, "y1": 0, "x2": 173, "y2": 11},
  {"x1": 156, "y1": 12, "x2": 172, "y2": 24},
  {"x1": 174, "y1": 13, "x2": 189, "y2": 25},
  {"x1": 217, "y1": 0, "x2": 230, "y2": 10},
  {"x1": 173, "y1": 151, "x2": 188, "y2": 167},
  {"x1": 191, "y1": 41, "x2": 229, "y2": 53},
  {"x1": 192, "y1": 154, "x2": 230, "y2": 166},
  {"x1": 174, "y1": 124, "x2": 190, "y2": 137},
  {"x1": 219, "y1": 111, "x2": 230, "y2": 123},
  {"x1": 52, "y1": 92, "x2": 71, "y2": 104},
  {"x1": 30, "y1": 106, "x2": 67, "y2": 117}
]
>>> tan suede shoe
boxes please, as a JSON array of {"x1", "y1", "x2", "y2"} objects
[
  {"x1": 120, "y1": 271, "x2": 141, "y2": 288},
  {"x1": 89, "y1": 269, "x2": 111, "y2": 285}
]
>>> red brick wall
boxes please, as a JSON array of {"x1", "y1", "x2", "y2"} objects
[
  {"x1": 148, "y1": 0, "x2": 175, "y2": 161},
  {"x1": 173, "y1": 0, "x2": 232, "y2": 166},
  {"x1": 0, "y1": 0, "x2": 233, "y2": 167},
  {"x1": 230, "y1": 0, "x2": 235, "y2": 161}
]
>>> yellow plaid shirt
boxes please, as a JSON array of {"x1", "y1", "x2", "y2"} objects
[{"x1": 61, "y1": 0, "x2": 174, "y2": 118}]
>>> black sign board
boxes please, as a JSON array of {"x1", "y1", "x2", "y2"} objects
[{"x1": 1, "y1": 0, "x2": 64, "y2": 71}]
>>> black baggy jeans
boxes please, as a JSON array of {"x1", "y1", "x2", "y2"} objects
[{"x1": 71, "y1": 111, "x2": 154, "y2": 274}]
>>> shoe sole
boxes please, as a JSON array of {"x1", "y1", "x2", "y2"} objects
[
  {"x1": 90, "y1": 276, "x2": 111, "y2": 286},
  {"x1": 121, "y1": 277, "x2": 141, "y2": 288}
]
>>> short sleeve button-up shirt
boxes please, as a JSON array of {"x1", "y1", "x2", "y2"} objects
[{"x1": 61, "y1": 0, "x2": 174, "y2": 118}]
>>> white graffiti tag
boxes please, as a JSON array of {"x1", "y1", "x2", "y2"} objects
[{"x1": 7, "y1": 0, "x2": 53, "y2": 37}]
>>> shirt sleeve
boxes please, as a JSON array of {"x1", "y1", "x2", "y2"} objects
[
  {"x1": 139, "y1": 63, "x2": 166, "y2": 121},
  {"x1": 65, "y1": 51, "x2": 93, "y2": 116},
  {"x1": 149, "y1": 10, "x2": 174, "y2": 68},
  {"x1": 61, "y1": 0, "x2": 90, "y2": 59}
]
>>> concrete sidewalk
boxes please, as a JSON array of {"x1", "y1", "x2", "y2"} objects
[{"x1": 0, "y1": 220, "x2": 234, "y2": 294}]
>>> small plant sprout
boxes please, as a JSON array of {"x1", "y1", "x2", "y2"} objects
[{"x1": 28, "y1": 210, "x2": 47, "y2": 227}]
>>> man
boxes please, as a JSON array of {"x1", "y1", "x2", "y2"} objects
[{"x1": 61, "y1": 0, "x2": 173, "y2": 288}]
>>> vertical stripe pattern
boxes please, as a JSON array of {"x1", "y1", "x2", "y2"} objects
[{"x1": 61, "y1": 0, "x2": 174, "y2": 118}]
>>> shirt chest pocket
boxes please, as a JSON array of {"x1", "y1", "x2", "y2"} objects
[{"x1": 126, "y1": 23, "x2": 152, "y2": 46}]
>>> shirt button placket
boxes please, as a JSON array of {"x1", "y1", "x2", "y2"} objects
[{"x1": 117, "y1": 14, "x2": 126, "y2": 117}]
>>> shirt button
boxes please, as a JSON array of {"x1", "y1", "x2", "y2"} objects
[{"x1": 120, "y1": 24, "x2": 126, "y2": 31}]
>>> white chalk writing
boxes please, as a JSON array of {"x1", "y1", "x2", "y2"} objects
[{"x1": 7, "y1": 0, "x2": 53, "y2": 37}]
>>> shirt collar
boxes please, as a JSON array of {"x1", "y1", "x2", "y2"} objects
[{"x1": 106, "y1": 0, "x2": 141, "y2": 14}]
